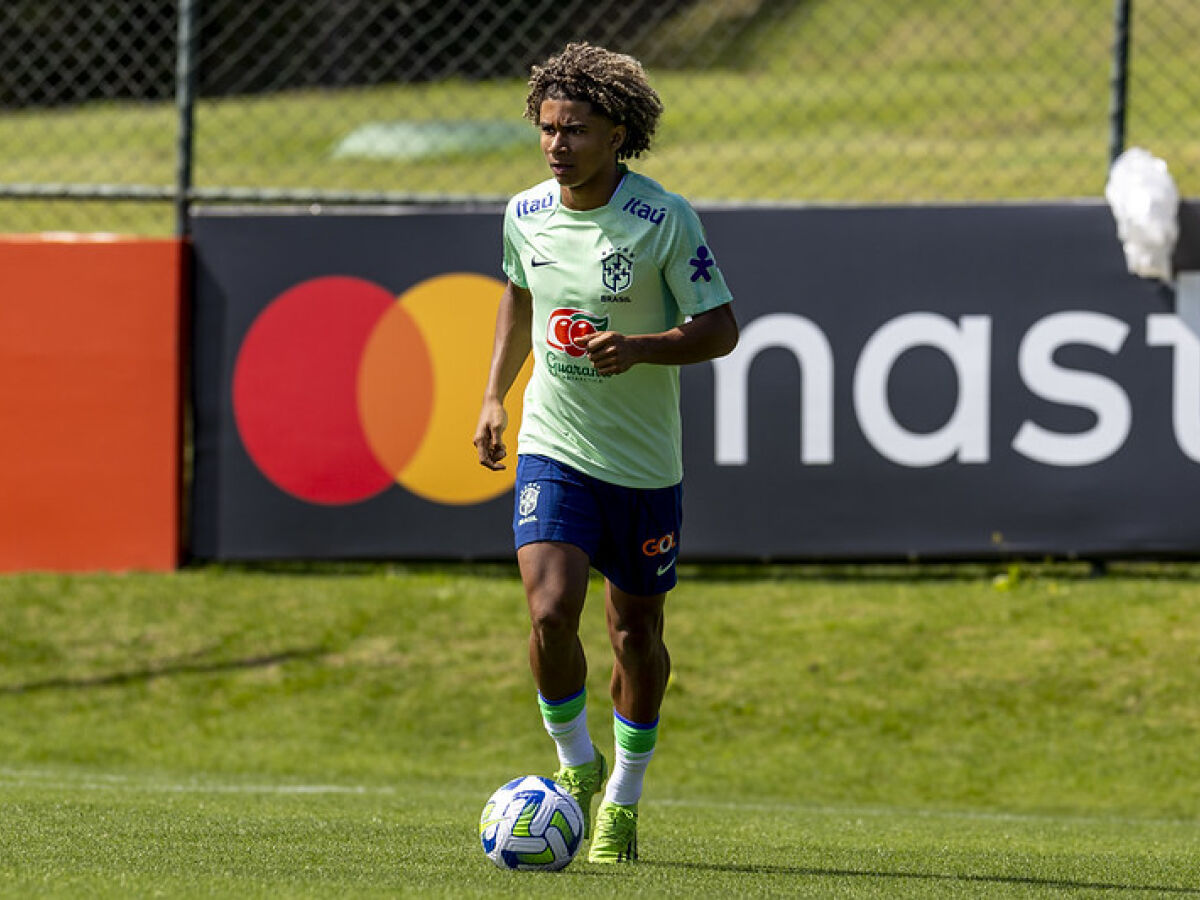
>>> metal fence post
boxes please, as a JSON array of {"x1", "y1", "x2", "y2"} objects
[
  {"x1": 1108, "y1": 0, "x2": 1132, "y2": 168},
  {"x1": 175, "y1": 0, "x2": 198, "y2": 238}
]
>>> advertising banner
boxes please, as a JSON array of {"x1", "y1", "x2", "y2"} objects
[
  {"x1": 191, "y1": 212, "x2": 524, "y2": 560},
  {"x1": 191, "y1": 203, "x2": 1196, "y2": 560},
  {"x1": 0, "y1": 236, "x2": 182, "y2": 572}
]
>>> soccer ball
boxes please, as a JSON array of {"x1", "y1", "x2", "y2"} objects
[{"x1": 479, "y1": 775, "x2": 584, "y2": 871}]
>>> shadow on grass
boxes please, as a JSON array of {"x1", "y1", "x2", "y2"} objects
[
  {"x1": 0, "y1": 646, "x2": 327, "y2": 694},
  {"x1": 639, "y1": 860, "x2": 1200, "y2": 894},
  {"x1": 180, "y1": 559, "x2": 1200, "y2": 583},
  {"x1": 675, "y1": 561, "x2": 1108, "y2": 583}
]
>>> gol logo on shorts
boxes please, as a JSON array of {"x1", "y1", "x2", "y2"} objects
[
  {"x1": 641, "y1": 532, "x2": 677, "y2": 557},
  {"x1": 233, "y1": 274, "x2": 532, "y2": 506}
]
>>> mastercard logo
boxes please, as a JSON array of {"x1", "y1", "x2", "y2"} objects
[{"x1": 232, "y1": 274, "x2": 532, "y2": 506}]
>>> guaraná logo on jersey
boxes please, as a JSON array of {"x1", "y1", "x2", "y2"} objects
[
  {"x1": 232, "y1": 274, "x2": 532, "y2": 507},
  {"x1": 546, "y1": 308, "x2": 609, "y2": 358}
]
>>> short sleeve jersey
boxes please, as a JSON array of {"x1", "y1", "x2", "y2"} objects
[{"x1": 503, "y1": 168, "x2": 733, "y2": 489}]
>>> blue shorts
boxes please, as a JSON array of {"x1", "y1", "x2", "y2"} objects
[{"x1": 513, "y1": 454, "x2": 682, "y2": 597}]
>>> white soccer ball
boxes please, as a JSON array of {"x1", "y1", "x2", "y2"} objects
[{"x1": 479, "y1": 775, "x2": 584, "y2": 871}]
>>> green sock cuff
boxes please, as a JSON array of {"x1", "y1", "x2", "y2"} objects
[
  {"x1": 614, "y1": 713, "x2": 659, "y2": 754},
  {"x1": 538, "y1": 687, "x2": 587, "y2": 724}
]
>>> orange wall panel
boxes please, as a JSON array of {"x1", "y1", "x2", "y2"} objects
[{"x1": 0, "y1": 236, "x2": 182, "y2": 571}]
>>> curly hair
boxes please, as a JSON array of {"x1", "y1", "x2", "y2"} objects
[{"x1": 524, "y1": 42, "x2": 663, "y2": 160}]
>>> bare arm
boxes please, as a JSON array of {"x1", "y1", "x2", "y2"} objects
[
  {"x1": 581, "y1": 302, "x2": 739, "y2": 376},
  {"x1": 473, "y1": 281, "x2": 533, "y2": 470}
]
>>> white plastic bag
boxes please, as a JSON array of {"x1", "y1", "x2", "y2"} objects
[{"x1": 1105, "y1": 147, "x2": 1179, "y2": 283}]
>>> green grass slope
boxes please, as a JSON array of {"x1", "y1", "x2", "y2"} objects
[{"x1": 1, "y1": 0, "x2": 1197, "y2": 233}]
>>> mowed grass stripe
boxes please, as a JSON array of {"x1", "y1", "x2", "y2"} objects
[
  {"x1": 3, "y1": 764, "x2": 1199, "y2": 832},
  {"x1": 2, "y1": 772, "x2": 1198, "y2": 898}
]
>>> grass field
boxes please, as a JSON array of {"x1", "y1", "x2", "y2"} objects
[{"x1": 2, "y1": 563, "x2": 1199, "y2": 896}]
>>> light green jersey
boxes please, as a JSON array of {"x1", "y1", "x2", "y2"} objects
[{"x1": 503, "y1": 168, "x2": 733, "y2": 489}]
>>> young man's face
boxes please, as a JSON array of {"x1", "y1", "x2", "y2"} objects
[{"x1": 538, "y1": 98, "x2": 626, "y2": 207}]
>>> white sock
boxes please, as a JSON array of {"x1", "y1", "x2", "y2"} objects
[
  {"x1": 543, "y1": 706, "x2": 594, "y2": 768},
  {"x1": 603, "y1": 746, "x2": 655, "y2": 806}
]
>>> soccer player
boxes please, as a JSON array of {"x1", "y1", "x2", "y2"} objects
[{"x1": 473, "y1": 42, "x2": 737, "y2": 864}]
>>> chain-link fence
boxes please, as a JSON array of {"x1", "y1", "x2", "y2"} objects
[{"x1": 1, "y1": 0, "x2": 1197, "y2": 235}]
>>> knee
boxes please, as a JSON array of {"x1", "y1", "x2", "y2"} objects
[
  {"x1": 529, "y1": 599, "x2": 580, "y2": 643},
  {"x1": 608, "y1": 615, "x2": 665, "y2": 663}
]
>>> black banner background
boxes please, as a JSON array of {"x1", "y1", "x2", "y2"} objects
[{"x1": 191, "y1": 203, "x2": 1197, "y2": 561}]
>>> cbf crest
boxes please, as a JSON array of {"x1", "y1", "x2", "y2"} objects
[
  {"x1": 601, "y1": 247, "x2": 634, "y2": 293},
  {"x1": 518, "y1": 482, "x2": 541, "y2": 522}
]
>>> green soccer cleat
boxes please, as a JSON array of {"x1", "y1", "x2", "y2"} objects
[
  {"x1": 552, "y1": 746, "x2": 607, "y2": 840},
  {"x1": 587, "y1": 800, "x2": 638, "y2": 863}
]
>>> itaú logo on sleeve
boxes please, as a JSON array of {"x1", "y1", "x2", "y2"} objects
[
  {"x1": 232, "y1": 274, "x2": 532, "y2": 506},
  {"x1": 546, "y1": 308, "x2": 608, "y2": 358},
  {"x1": 711, "y1": 300, "x2": 1200, "y2": 469}
]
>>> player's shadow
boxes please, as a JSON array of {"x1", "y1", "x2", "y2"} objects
[
  {"x1": 0, "y1": 646, "x2": 326, "y2": 694},
  {"x1": 635, "y1": 860, "x2": 1200, "y2": 894}
]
